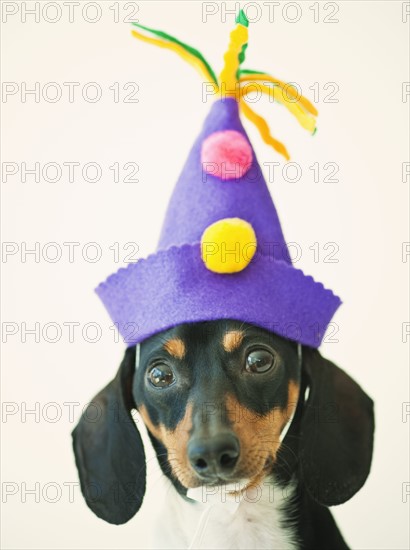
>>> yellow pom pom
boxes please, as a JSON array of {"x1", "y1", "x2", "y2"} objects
[{"x1": 201, "y1": 218, "x2": 257, "y2": 274}]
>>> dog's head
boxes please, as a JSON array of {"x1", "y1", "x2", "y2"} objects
[{"x1": 72, "y1": 320, "x2": 374, "y2": 524}]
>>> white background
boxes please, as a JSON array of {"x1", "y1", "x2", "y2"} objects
[{"x1": 1, "y1": 1, "x2": 409, "y2": 548}]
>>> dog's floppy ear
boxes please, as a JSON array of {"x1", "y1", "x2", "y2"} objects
[
  {"x1": 299, "y1": 347, "x2": 374, "y2": 506},
  {"x1": 72, "y1": 347, "x2": 146, "y2": 524}
]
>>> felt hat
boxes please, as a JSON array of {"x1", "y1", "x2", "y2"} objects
[{"x1": 96, "y1": 12, "x2": 341, "y2": 348}]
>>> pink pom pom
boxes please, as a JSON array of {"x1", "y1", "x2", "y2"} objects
[{"x1": 201, "y1": 130, "x2": 253, "y2": 180}]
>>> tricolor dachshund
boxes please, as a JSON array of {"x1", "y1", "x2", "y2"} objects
[{"x1": 72, "y1": 320, "x2": 374, "y2": 549}]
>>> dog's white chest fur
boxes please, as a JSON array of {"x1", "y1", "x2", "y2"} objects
[{"x1": 151, "y1": 478, "x2": 299, "y2": 549}]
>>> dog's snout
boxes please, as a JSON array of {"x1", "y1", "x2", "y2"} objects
[{"x1": 188, "y1": 434, "x2": 240, "y2": 477}]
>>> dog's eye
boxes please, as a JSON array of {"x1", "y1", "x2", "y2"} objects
[
  {"x1": 148, "y1": 364, "x2": 175, "y2": 388},
  {"x1": 245, "y1": 349, "x2": 276, "y2": 374}
]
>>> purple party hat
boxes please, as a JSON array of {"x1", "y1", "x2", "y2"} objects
[{"x1": 96, "y1": 12, "x2": 341, "y2": 348}]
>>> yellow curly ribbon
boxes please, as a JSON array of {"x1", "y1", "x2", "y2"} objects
[
  {"x1": 240, "y1": 73, "x2": 318, "y2": 116},
  {"x1": 240, "y1": 82, "x2": 316, "y2": 133},
  {"x1": 219, "y1": 23, "x2": 248, "y2": 98},
  {"x1": 239, "y1": 98, "x2": 290, "y2": 161}
]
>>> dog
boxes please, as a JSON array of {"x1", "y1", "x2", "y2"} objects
[{"x1": 72, "y1": 319, "x2": 374, "y2": 549}]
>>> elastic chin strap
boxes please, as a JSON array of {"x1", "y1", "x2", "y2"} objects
[
  {"x1": 135, "y1": 343, "x2": 141, "y2": 369},
  {"x1": 297, "y1": 342, "x2": 302, "y2": 367},
  {"x1": 279, "y1": 342, "x2": 303, "y2": 443}
]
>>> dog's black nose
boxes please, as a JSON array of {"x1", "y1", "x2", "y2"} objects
[{"x1": 188, "y1": 434, "x2": 240, "y2": 477}]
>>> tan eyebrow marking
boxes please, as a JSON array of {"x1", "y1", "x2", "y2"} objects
[
  {"x1": 222, "y1": 330, "x2": 245, "y2": 352},
  {"x1": 163, "y1": 338, "x2": 186, "y2": 359}
]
